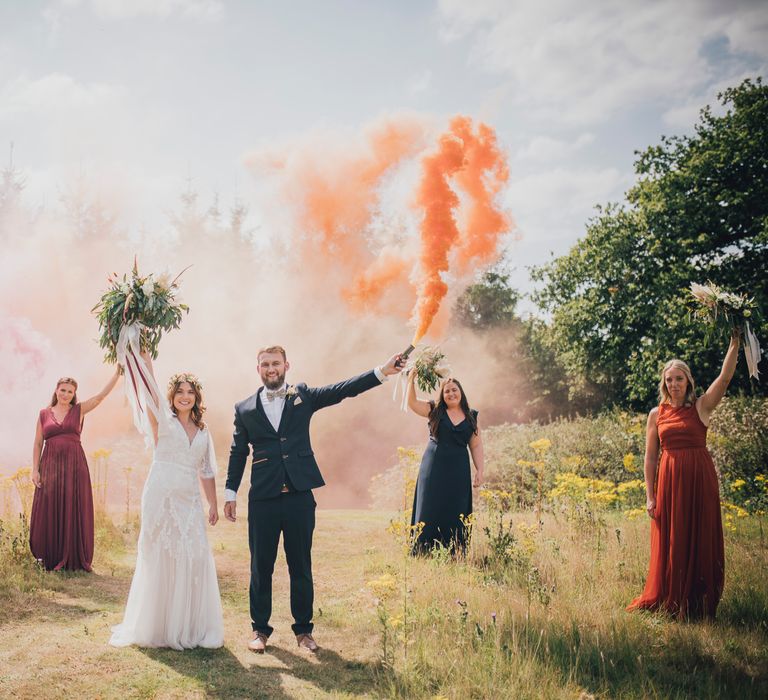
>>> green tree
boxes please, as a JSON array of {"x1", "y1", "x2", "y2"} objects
[
  {"x1": 455, "y1": 270, "x2": 520, "y2": 329},
  {"x1": 530, "y1": 78, "x2": 768, "y2": 410},
  {"x1": 453, "y1": 270, "x2": 574, "y2": 421}
]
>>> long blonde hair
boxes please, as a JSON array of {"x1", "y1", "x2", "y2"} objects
[{"x1": 658, "y1": 359, "x2": 696, "y2": 406}]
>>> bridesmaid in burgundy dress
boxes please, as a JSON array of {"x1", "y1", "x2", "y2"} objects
[
  {"x1": 30, "y1": 369, "x2": 120, "y2": 571},
  {"x1": 628, "y1": 332, "x2": 740, "y2": 619}
]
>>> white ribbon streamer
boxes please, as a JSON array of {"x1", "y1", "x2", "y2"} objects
[
  {"x1": 744, "y1": 321, "x2": 762, "y2": 379},
  {"x1": 116, "y1": 323, "x2": 164, "y2": 448},
  {"x1": 392, "y1": 369, "x2": 411, "y2": 412}
]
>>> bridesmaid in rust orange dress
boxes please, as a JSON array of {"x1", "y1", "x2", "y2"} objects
[
  {"x1": 30, "y1": 371, "x2": 120, "y2": 571},
  {"x1": 628, "y1": 332, "x2": 740, "y2": 619}
]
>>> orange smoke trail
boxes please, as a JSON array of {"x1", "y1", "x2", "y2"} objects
[
  {"x1": 251, "y1": 119, "x2": 426, "y2": 268},
  {"x1": 410, "y1": 117, "x2": 512, "y2": 343},
  {"x1": 252, "y1": 115, "x2": 512, "y2": 342},
  {"x1": 411, "y1": 132, "x2": 466, "y2": 343},
  {"x1": 451, "y1": 117, "x2": 513, "y2": 271}
]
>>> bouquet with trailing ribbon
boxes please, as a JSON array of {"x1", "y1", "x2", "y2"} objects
[
  {"x1": 690, "y1": 282, "x2": 762, "y2": 378},
  {"x1": 393, "y1": 345, "x2": 451, "y2": 411},
  {"x1": 92, "y1": 259, "x2": 190, "y2": 445},
  {"x1": 92, "y1": 259, "x2": 189, "y2": 364}
]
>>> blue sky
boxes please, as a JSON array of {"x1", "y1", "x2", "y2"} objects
[{"x1": 2, "y1": 0, "x2": 767, "y2": 295}]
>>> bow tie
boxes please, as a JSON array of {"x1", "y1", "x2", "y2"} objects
[{"x1": 266, "y1": 388, "x2": 287, "y2": 401}]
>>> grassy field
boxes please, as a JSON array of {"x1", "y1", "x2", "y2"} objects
[{"x1": 1, "y1": 502, "x2": 766, "y2": 699}]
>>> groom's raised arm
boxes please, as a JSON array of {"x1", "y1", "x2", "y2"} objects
[
  {"x1": 226, "y1": 406, "x2": 250, "y2": 496},
  {"x1": 305, "y1": 353, "x2": 403, "y2": 411}
]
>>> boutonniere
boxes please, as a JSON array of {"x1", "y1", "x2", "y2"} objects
[{"x1": 286, "y1": 386, "x2": 301, "y2": 404}]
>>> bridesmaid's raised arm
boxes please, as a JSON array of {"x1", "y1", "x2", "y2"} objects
[
  {"x1": 406, "y1": 370, "x2": 432, "y2": 418},
  {"x1": 31, "y1": 418, "x2": 44, "y2": 488},
  {"x1": 80, "y1": 366, "x2": 121, "y2": 415},
  {"x1": 697, "y1": 331, "x2": 741, "y2": 423}
]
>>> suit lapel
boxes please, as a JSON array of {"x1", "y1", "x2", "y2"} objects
[
  {"x1": 277, "y1": 386, "x2": 294, "y2": 435},
  {"x1": 252, "y1": 388, "x2": 278, "y2": 435}
]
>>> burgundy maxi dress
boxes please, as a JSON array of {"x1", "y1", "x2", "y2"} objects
[
  {"x1": 29, "y1": 404, "x2": 95, "y2": 571},
  {"x1": 628, "y1": 403, "x2": 725, "y2": 619}
]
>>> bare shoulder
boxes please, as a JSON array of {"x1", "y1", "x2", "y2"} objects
[{"x1": 648, "y1": 407, "x2": 659, "y2": 424}]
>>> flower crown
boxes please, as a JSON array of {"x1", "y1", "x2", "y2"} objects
[{"x1": 167, "y1": 372, "x2": 203, "y2": 392}]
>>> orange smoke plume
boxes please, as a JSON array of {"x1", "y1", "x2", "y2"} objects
[
  {"x1": 451, "y1": 117, "x2": 512, "y2": 272},
  {"x1": 249, "y1": 118, "x2": 426, "y2": 269},
  {"x1": 411, "y1": 117, "x2": 513, "y2": 342},
  {"x1": 250, "y1": 115, "x2": 512, "y2": 344},
  {"x1": 411, "y1": 132, "x2": 466, "y2": 342}
]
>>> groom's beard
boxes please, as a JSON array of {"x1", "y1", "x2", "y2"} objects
[{"x1": 263, "y1": 372, "x2": 286, "y2": 390}]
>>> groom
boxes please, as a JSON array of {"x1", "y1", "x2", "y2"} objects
[{"x1": 224, "y1": 345, "x2": 403, "y2": 653}]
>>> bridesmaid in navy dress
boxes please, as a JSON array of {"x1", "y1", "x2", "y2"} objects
[
  {"x1": 407, "y1": 373, "x2": 484, "y2": 554},
  {"x1": 30, "y1": 370, "x2": 120, "y2": 571}
]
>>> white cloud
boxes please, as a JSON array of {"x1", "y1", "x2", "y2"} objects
[
  {"x1": 506, "y1": 165, "x2": 630, "y2": 277},
  {"x1": 516, "y1": 133, "x2": 595, "y2": 164},
  {"x1": 661, "y1": 70, "x2": 763, "y2": 128},
  {"x1": 719, "y1": 2, "x2": 768, "y2": 57},
  {"x1": 0, "y1": 72, "x2": 181, "y2": 225},
  {"x1": 438, "y1": 0, "x2": 768, "y2": 127},
  {"x1": 0, "y1": 72, "x2": 124, "y2": 120},
  {"x1": 45, "y1": 0, "x2": 223, "y2": 22}
]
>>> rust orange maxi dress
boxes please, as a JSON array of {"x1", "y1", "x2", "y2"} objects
[{"x1": 628, "y1": 403, "x2": 724, "y2": 619}]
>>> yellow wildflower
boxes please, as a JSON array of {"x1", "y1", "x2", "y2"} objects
[
  {"x1": 624, "y1": 508, "x2": 646, "y2": 519},
  {"x1": 529, "y1": 438, "x2": 552, "y2": 454},
  {"x1": 367, "y1": 573, "x2": 398, "y2": 599}
]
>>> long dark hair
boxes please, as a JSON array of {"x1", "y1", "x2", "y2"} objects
[
  {"x1": 428, "y1": 377, "x2": 477, "y2": 438},
  {"x1": 167, "y1": 375, "x2": 206, "y2": 429}
]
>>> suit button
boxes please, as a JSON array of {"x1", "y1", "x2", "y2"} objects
[
  {"x1": 282, "y1": 455, "x2": 288, "y2": 460},
  {"x1": 280, "y1": 437, "x2": 287, "y2": 442}
]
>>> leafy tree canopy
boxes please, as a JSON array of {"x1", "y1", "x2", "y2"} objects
[{"x1": 529, "y1": 78, "x2": 768, "y2": 410}]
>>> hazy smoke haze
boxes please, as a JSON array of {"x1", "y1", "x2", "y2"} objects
[{"x1": 2, "y1": 113, "x2": 518, "y2": 508}]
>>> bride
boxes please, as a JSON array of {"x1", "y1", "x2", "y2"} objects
[{"x1": 110, "y1": 352, "x2": 224, "y2": 649}]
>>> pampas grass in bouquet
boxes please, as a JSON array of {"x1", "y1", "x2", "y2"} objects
[
  {"x1": 92, "y1": 258, "x2": 190, "y2": 364},
  {"x1": 689, "y1": 281, "x2": 762, "y2": 378}
]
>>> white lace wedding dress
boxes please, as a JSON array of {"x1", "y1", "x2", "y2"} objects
[{"x1": 110, "y1": 411, "x2": 224, "y2": 649}]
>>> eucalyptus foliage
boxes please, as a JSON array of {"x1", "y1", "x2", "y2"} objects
[{"x1": 92, "y1": 261, "x2": 189, "y2": 364}]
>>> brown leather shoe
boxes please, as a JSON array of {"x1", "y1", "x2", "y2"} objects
[
  {"x1": 296, "y1": 633, "x2": 319, "y2": 652},
  {"x1": 248, "y1": 632, "x2": 268, "y2": 653}
]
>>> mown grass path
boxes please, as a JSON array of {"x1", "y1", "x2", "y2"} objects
[{"x1": 0, "y1": 510, "x2": 394, "y2": 699}]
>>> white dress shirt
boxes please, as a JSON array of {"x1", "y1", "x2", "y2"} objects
[
  {"x1": 261, "y1": 382, "x2": 287, "y2": 432},
  {"x1": 224, "y1": 367, "x2": 387, "y2": 502}
]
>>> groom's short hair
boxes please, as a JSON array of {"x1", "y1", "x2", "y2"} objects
[{"x1": 258, "y1": 345, "x2": 287, "y2": 361}]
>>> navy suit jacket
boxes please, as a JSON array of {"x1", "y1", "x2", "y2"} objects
[{"x1": 226, "y1": 370, "x2": 382, "y2": 501}]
